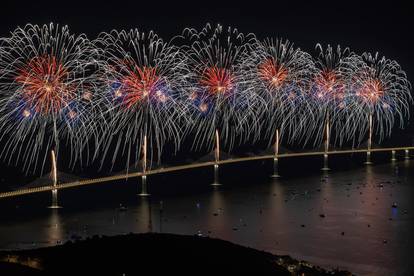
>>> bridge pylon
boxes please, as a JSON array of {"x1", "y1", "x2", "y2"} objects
[
  {"x1": 48, "y1": 189, "x2": 62, "y2": 209},
  {"x1": 139, "y1": 175, "x2": 150, "y2": 196},
  {"x1": 364, "y1": 114, "x2": 373, "y2": 165},
  {"x1": 391, "y1": 150, "x2": 397, "y2": 161},
  {"x1": 270, "y1": 129, "x2": 280, "y2": 178},
  {"x1": 48, "y1": 150, "x2": 62, "y2": 209},
  {"x1": 139, "y1": 135, "x2": 150, "y2": 196},
  {"x1": 321, "y1": 118, "x2": 330, "y2": 171},
  {"x1": 405, "y1": 149, "x2": 410, "y2": 160},
  {"x1": 211, "y1": 129, "x2": 222, "y2": 186}
]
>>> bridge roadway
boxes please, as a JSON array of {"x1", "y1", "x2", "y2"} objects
[{"x1": 0, "y1": 146, "x2": 412, "y2": 199}]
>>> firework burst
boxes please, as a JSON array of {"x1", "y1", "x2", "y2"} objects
[
  {"x1": 93, "y1": 29, "x2": 187, "y2": 170},
  {"x1": 351, "y1": 52, "x2": 412, "y2": 141},
  {"x1": 181, "y1": 23, "x2": 258, "y2": 152},
  {"x1": 312, "y1": 44, "x2": 365, "y2": 147},
  {"x1": 0, "y1": 24, "x2": 99, "y2": 173},
  {"x1": 243, "y1": 38, "x2": 316, "y2": 147},
  {"x1": 0, "y1": 23, "x2": 411, "y2": 175}
]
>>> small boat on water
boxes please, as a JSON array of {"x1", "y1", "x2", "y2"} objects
[{"x1": 118, "y1": 204, "x2": 128, "y2": 212}]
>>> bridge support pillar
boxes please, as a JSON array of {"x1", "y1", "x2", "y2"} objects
[
  {"x1": 271, "y1": 129, "x2": 280, "y2": 178},
  {"x1": 321, "y1": 118, "x2": 330, "y2": 171},
  {"x1": 391, "y1": 150, "x2": 397, "y2": 161},
  {"x1": 365, "y1": 114, "x2": 373, "y2": 165},
  {"x1": 48, "y1": 189, "x2": 62, "y2": 209},
  {"x1": 364, "y1": 151, "x2": 373, "y2": 165},
  {"x1": 405, "y1": 149, "x2": 410, "y2": 160},
  {"x1": 271, "y1": 157, "x2": 280, "y2": 178},
  {"x1": 211, "y1": 164, "x2": 221, "y2": 186},
  {"x1": 321, "y1": 154, "x2": 330, "y2": 171},
  {"x1": 48, "y1": 150, "x2": 61, "y2": 208},
  {"x1": 139, "y1": 175, "x2": 150, "y2": 196}
]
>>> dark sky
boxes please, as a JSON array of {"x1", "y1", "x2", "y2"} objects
[{"x1": 1, "y1": 0, "x2": 412, "y2": 80}]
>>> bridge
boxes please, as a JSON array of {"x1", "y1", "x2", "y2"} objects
[{"x1": 0, "y1": 146, "x2": 412, "y2": 201}]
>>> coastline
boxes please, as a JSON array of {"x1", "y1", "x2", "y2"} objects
[{"x1": 0, "y1": 233, "x2": 353, "y2": 275}]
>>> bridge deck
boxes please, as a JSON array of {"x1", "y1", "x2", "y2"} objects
[{"x1": 0, "y1": 146, "x2": 412, "y2": 199}]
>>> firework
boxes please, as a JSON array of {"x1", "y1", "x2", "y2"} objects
[
  {"x1": 0, "y1": 24, "x2": 99, "y2": 173},
  {"x1": 93, "y1": 29, "x2": 187, "y2": 170},
  {"x1": 243, "y1": 38, "x2": 316, "y2": 147},
  {"x1": 311, "y1": 44, "x2": 366, "y2": 147},
  {"x1": 181, "y1": 23, "x2": 258, "y2": 152},
  {"x1": 0, "y1": 23, "x2": 411, "y2": 175},
  {"x1": 352, "y1": 52, "x2": 412, "y2": 141}
]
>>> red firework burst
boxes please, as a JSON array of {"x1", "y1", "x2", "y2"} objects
[
  {"x1": 115, "y1": 65, "x2": 163, "y2": 108},
  {"x1": 314, "y1": 70, "x2": 344, "y2": 99},
  {"x1": 356, "y1": 79, "x2": 383, "y2": 103},
  {"x1": 15, "y1": 55, "x2": 74, "y2": 114},
  {"x1": 200, "y1": 66, "x2": 235, "y2": 95},
  {"x1": 258, "y1": 58, "x2": 288, "y2": 89}
]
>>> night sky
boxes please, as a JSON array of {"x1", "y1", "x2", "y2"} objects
[{"x1": 0, "y1": 0, "x2": 412, "y2": 75}]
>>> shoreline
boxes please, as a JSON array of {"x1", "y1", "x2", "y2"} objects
[{"x1": 0, "y1": 232, "x2": 353, "y2": 275}]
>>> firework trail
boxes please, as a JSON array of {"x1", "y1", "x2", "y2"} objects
[
  {"x1": 242, "y1": 38, "x2": 316, "y2": 147},
  {"x1": 0, "y1": 24, "x2": 99, "y2": 173},
  {"x1": 0, "y1": 23, "x2": 411, "y2": 175},
  {"x1": 311, "y1": 44, "x2": 366, "y2": 147},
  {"x1": 93, "y1": 29, "x2": 188, "y2": 171},
  {"x1": 181, "y1": 23, "x2": 258, "y2": 153},
  {"x1": 351, "y1": 52, "x2": 412, "y2": 143}
]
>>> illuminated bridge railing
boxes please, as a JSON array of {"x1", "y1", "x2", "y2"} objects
[{"x1": 0, "y1": 146, "x2": 413, "y2": 200}]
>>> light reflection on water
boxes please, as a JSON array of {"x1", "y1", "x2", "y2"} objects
[{"x1": 0, "y1": 160, "x2": 413, "y2": 276}]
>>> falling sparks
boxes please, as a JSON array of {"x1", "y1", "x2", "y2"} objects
[
  {"x1": 15, "y1": 55, "x2": 74, "y2": 114},
  {"x1": 0, "y1": 23, "x2": 99, "y2": 173},
  {"x1": 0, "y1": 23, "x2": 411, "y2": 174}
]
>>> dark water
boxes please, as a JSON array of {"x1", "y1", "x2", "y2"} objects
[{"x1": 0, "y1": 155, "x2": 413, "y2": 276}]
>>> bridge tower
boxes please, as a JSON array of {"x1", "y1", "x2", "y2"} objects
[
  {"x1": 211, "y1": 129, "x2": 221, "y2": 186},
  {"x1": 271, "y1": 129, "x2": 280, "y2": 178},
  {"x1": 48, "y1": 150, "x2": 61, "y2": 209},
  {"x1": 364, "y1": 114, "x2": 373, "y2": 165},
  {"x1": 321, "y1": 119, "x2": 330, "y2": 171},
  {"x1": 139, "y1": 135, "x2": 150, "y2": 196},
  {"x1": 391, "y1": 150, "x2": 397, "y2": 161}
]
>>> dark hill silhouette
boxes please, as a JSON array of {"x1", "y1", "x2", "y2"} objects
[{"x1": 0, "y1": 233, "x2": 353, "y2": 275}]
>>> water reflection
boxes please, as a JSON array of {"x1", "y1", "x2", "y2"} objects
[
  {"x1": 135, "y1": 198, "x2": 152, "y2": 233},
  {"x1": 205, "y1": 188, "x2": 228, "y2": 237},
  {"x1": 46, "y1": 209, "x2": 63, "y2": 246},
  {"x1": 0, "y1": 161, "x2": 413, "y2": 276}
]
